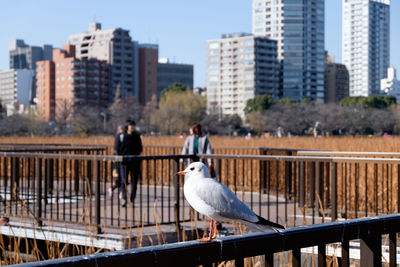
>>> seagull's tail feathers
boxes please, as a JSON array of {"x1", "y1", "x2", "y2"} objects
[{"x1": 255, "y1": 215, "x2": 285, "y2": 232}]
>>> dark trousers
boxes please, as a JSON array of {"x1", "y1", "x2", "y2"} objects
[{"x1": 120, "y1": 161, "x2": 141, "y2": 201}]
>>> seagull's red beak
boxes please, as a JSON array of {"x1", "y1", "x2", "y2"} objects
[{"x1": 177, "y1": 171, "x2": 186, "y2": 175}]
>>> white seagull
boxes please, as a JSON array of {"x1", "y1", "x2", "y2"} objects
[{"x1": 178, "y1": 162, "x2": 285, "y2": 242}]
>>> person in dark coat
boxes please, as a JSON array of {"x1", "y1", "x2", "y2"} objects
[
  {"x1": 108, "y1": 125, "x2": 125, "y2": 196},
  {"x1": 119, "y1": 120, "x2": 143, "y2": 207}
]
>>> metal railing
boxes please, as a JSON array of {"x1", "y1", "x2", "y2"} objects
[
  {"x1": 9, "y1": 213, "x2": 400, "y2": 267},
  {"x1": 1, "y1": 150, "x2": 400, "y2": 235}
]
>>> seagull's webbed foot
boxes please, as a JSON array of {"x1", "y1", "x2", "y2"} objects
[{"x1": 199, "y1": 219, "x2": 217, "y2": 242}]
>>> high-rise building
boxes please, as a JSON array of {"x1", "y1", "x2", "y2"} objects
[
  {"x1": 35, "y1": 44, "x2": 109, "y2": 121},
  {"x1": 9, "y1": 39, "x2": 53, "y2": 103},
  {"x1": 138, "y1": 44, "x2": 158, "y2": 105},
  {"x1": 9, "y1": 39, "x2": 53, "y2": 70},
  {"x1": 68, "y1": 22, "x2": 139, "y2": 102},
  {"x1": 252, "y1": 0, "x2": 325, "y2": 101},
  {"x1": 342, "y1": 0, "x2": 390, "y2": 96},
  {"x1": 0, "y1": 69, "x2": 34, "y2": 115},
  {"x1": 157, "y1": 58, "x2": 194, "y2": 99},
  {"x1": 325, "y1": 54, "x2": 349, "y2": 103},
  {"x1": 206, "y1": 33, "x2": 278, "y2": 119}
]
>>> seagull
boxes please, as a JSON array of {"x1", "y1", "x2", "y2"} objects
[{"x1": 178, "y1": 162, "x2": 285, "y2": 242}]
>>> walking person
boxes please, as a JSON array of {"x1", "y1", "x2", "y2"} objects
[
  {"x1": 119, "y1": 120, "x2": 143, "y2": 207},
  {"x1": 108, "y1": 125, "x2": 125, "y2": 197},
  {"x1": 181, "y1": 123, "x2": 215, "y2": 176}
]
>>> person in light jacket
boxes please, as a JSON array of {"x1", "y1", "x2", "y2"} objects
[{"x1": 181, "y1": 123, "x2": 213, "y2": 171}]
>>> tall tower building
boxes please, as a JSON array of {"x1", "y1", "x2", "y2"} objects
[
  {"x1": 68, "y1": 22, "x2": 139, "y2": 102},
  {"x1": 342, "y1": 0, "x2": 390, "y2": 96},
  {"x1": 252, "y1": 0, "x2": 325, "y2": 101},
  {"x1": 206, "y1": 33, "x2": 278, "y2": 119}
]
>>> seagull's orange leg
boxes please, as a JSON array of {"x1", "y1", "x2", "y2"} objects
[
  {"x1": 211, "y1": 220, "x2": 218, "y2": 239},
  {"x1": 199, "y1": 219, "x2": 214, "y2": 242}
]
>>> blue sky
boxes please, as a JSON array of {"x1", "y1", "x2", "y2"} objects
[{"x1": 0, "y1": 0, "x2": 399, "y2": 87}]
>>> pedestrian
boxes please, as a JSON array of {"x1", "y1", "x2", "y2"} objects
[
  {"x1": 119, "y1": 120, "x2": 143, "y2": 207},
  {"x1": 108, "y1": 125, "x2": 125, "y2": 197},
  {"x1": 181, "y1": 123, "x2": 215, "y2": 177}
]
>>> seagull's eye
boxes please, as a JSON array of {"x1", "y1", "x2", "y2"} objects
[{"x1": 190, "y1": 167, "x2": 195, "y2": 171}]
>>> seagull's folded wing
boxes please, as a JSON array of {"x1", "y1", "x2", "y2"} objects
[{"x1": 195, "y1": 178, "x2": 258, "y2": 223}]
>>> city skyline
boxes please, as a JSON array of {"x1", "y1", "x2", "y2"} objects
[{"x1": 0, "y1": 0, "x2": 399, "y2": 88}]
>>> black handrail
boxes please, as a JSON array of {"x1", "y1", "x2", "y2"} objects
[{"x1": 9, "y1": 213, "x2": 400, "y2": 267}]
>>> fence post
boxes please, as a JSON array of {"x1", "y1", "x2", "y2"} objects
[
  {"x1": 286, "y1": 151, "x2": 293, "y2": 198},
  {"x1": 11, "y1": 157, "x2": 19, "y2": 201},
  {"x1": 35, "y1": 158, "x2": 43, "y2": 226},
  {"x1": 299, "y1": 161, "x2": 305, "y2": 207},
  {"x1": 360, "y1": 231, "x2": 381, "y2": 267},
  {"x1": 173, "y1": 159, "x2": 181, "y2": 241},
  {"x1": 330, "y1": 162, "x2": 337, "y2": 221},
  {"x1": 94, "y1": 160, "x2": 101, "y2": 234}
]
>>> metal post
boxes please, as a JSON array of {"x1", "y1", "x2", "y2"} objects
[
  {"x1": 360, "y1": 232, "x2": 381, "y2": 267},
  {"x1": 318, "y1": 244, "x2": 326, "y2": 267},
  {"x1": 299, "y1": 161, "x2": 305, "y2": 207},
  {"x1": 390, "y1": 232, "x2": 396, "y2": 267},
  {"x1": 35, "y1": 158, "x2": 42, "y2": 226},
  {"x1": 94, "y1": 160, "x2": 101, "y2": 234},
  {"x1": 173, "y1": 159, "x2": 181, "y2": 241},
  {"x1": 341, "y1": 240, "x2": 349, "y2": 267},
  {"x1": 292, "y1": 249, "x2": 301, "y2": 267},
  {"x1": 330, "y1": 162, "x2": 337, "y2": 221}
]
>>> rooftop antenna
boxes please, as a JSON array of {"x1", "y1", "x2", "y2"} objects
[{"x1": 93, "y1": 15, "x2": 97, "y2": 23}]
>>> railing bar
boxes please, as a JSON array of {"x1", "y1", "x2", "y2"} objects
[
  {"x1": 390, "y1": 232, "x2": 396, "y2": 267},
  {"x1": 267, "y1": 160, "x2": 270, "y2": 221},
  {"x1": 293, "y1": 161, "x2": 297, "y2": 227},
  {"x1": 365, "y1": 163, "x2": 368, "y2": 217},
  {"x1": 344, "y1": 162, "x2": 348, "y2": 219},
  {"x1": 318, "y1": 244, "x2": 326, "y2": 267},
  {"x1": 355, "y1": 163, "x2": 359, "y2": 218},
  {"x1": 341, "y1": 239, "x2": 349, "y2": 267},
  {"x1": 264, "y1": 252, "x2": 273, "y2": 267},
  {"x1": 292, "y1": 248, "x2": 301, "y2": 267},
  {"x1": 161, "y1": 159, "x2": 164, "y2": 224},
  {"x1": 235, "y1": 257, "x2": 244, "y2": 267},
  {"x1": 258, "y1": 159, "x2": 262, "y2": 217},
  {"x1": 376, "y1": 163, "x2": 379, "y2": 215},
  {"x1": 275, "y1": 160, "x2": 279, "y2": 226},
  {"x1": 250, "y1": 160, "x2": 253, "y2": 211}
]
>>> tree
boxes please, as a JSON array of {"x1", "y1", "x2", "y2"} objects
[
  {"x1": 160, "y1": 83, "x2": 190, "y2": 101},
  {"x1": 244, "y1": 94, "x2": 274, "y2": 115},
  {"x1": 152, "y1": 85, "x2": 206, "y2": 134}
]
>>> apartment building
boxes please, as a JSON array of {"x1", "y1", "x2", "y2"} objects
[
  {"x1": 206, "y1": 33, "x2": 278, "y2": 119},
  {"x1": 68, "y1": 22, "x2": 138, "y2": 102},
  {"x1": 35, "y1": 44, "x2": 109, "y2": 121}
]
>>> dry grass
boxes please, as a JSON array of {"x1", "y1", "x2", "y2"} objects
[{"x1": 2, "y1": 135, "x2": 400, "y2": 152}]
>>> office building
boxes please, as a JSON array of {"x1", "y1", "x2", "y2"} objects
[
  {"x1": 36, "y1": 44, "x2": 109, "y2": 121},
  {"x1": 157, "y1": 58, "x2": 193, "y2": 99},
  {"x1": 342, "y1": 0, "x2": 390, "y2": 96},
  {"x1": 139, "y1": 44, "x2": 158, "y2": 105},
  {"x1": 206, "y1": 33, "x2": 279, "y2": 119},
  {"x1": 252, "y1": 0, "x2": 325, "y2": 101},
  {"x1": 68, "y1": 22, "x2": 139, "y2": 102},
  {"x1": 0, "y1": 69, "x2": 34, "y2": 115},
  {"x1": 325, "y1": 54, "x2": 349, "y2": 103}
]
